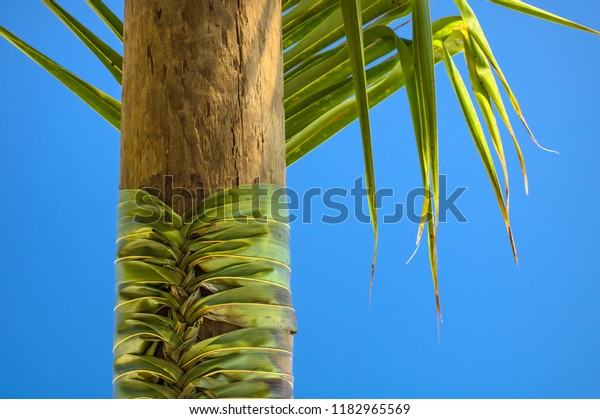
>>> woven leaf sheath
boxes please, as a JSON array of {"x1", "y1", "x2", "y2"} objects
[{"x1": 114, "y1": 185, "x2": 296, "y2": 398}]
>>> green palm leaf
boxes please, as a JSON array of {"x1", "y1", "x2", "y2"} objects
[
  {"x1": 489, "y1": 0, "x2": 600, "y2": 35},
  {"x1": 339, "y1": 0, "x2": 378, "y2": 293},
  {"x1": 86, "y1": 0, "x2": 124, "y2": 41},
  {"x1": 0, "y1": 26, "x2": 121, "y2": 129},
  {"x1": 411, "y1": 0, "x2": 441, "y2": 316},
  {"x1": 42, "y1": 0, "x2": 122, "y2": 83}
]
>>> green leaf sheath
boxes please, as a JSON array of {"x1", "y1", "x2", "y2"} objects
[{"x1": 114, "y1": 185, "x2": 296, "y2": 399}]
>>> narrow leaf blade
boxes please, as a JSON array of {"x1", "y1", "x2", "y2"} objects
[
  {"x1": 412, "y1": 0, "x2": 441, "y2": 317},
  {"x1": 489, "y1": 0, "x2": 600, "y2": 35},
  {"x1": 0, "y1": 26, "x2": 121, "y2": 129},
  {"x1": 86, "y1": 0, "x2": 124, "y2": 41},
  {"x1": 443, "y1": 45, "x2": 517, "y2": 262},
  {"x1": 339, "y1": 0, "x2": 379, "y2": 292},
  {"x1": 43, "y1": 0, "x2": 123, "y2": 83}
]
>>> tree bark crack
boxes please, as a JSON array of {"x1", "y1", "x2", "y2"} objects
[{"x1": 234, "y1": 0, "x2": 244, "y2": 185}]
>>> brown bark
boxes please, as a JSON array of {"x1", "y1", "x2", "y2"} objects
[
  {"x1": 119, "y1": 1, "x2": 285, "y2": 340},
  {"x1": 120, "y1": 0, "x2": 285, "y2": 214}
]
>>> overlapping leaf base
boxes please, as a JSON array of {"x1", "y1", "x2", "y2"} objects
[{"x1": 114, "y1": 185, "x2": 296, "y2": 398}]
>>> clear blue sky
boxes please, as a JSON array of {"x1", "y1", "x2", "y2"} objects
[{"x1": 0, "y1": 1, "x2": 598, "y2": 398}]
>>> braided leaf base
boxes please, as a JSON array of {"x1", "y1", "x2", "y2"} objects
[{"x1": 114, "y1": 185, "x2": 296, "y2": 398}]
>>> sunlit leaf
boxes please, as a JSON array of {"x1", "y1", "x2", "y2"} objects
[
  {"x1": 339, "y1": 0, "x2": 379, "y2": 293},
  {"x1": 43, "y1": 0, "x2": 122, "y2": 83},
  {"x1": 86, "y1": 0, "x2": 124, "y2": 41},
  {"x1": 0, "y1": 26, "x2": 120, "y2": 129},
  {"x1": 489, "y1": 0, "x2": 600, "y2": 35}
]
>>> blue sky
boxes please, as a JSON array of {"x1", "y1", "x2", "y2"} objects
[{"x1": 0, "y1": 1, "x2": 598, "y2": 398}]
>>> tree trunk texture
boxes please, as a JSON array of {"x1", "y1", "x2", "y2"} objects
[{"x1": 119, "y1": 1, "x2": 285, "y2": 340}]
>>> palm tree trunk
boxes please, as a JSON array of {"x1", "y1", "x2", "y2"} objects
[
  {"x1": 116, "y1": 1, "x2": 293, "y2": 398},
  {"x1": 120, "y1": 0, "x2": 285, "y2": 207}
]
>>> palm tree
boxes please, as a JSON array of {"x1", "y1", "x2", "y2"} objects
[{"x1": 1, "y1": 0, "x2": 597, "y2": 398}]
